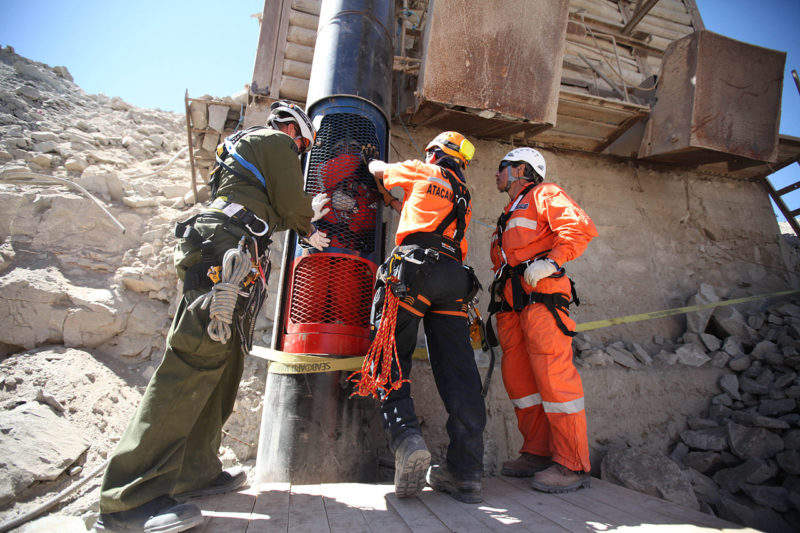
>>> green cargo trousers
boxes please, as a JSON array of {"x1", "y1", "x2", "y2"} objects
[{"x1": 100, "y1": 217, "x2": 250, "y2": 514}]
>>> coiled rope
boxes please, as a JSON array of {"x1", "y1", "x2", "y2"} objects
[
  {"x1": 350, "y1": 278, "x2": 409, "y2": 398},
  {"x1": 188, "y1": 239, "x2": 251, "y2": 343}
]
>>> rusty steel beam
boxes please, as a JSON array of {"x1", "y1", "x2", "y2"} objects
[
  {"x1": 776, "y1": 179, "x2": 800, "y2": 197},
  {"x1": 621, "y1": 0, "x2": 660, "y2": 35}
]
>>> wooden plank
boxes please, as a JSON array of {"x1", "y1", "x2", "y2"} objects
[
  {"x1": 288, "y1": 484, "x2": 330, "y2": 532},
  {"x1": 283, "y1": 59, "x2": 312, "y2": 80},
  {"x1": 552, "y1": 113, "x2": 619, "y2": 139},
  {"x1": 552, "y1": 483, "x2": 676, "y2": 527},
  {"x1": 279, "y1": 75, "x2": 310, "y2": 102},
  {"x1": 417, "y1": 490, "x2": 490, "y2": 532},
  {"x1": 481, "y1": 476, "x2": 569, "y2": 532},
  {"x1": 292, "y1": 0, "x2": 320, "y2": 16},
  {"x1": 386, "y1": 492, "x2": 449, "y2": 532},
  {"x1": 196, "y1": 489, "x2": 256, "y2": 533},
  {"x1": 621, "y1": 0, "x2": 660, "y2": 35},
  {"x1": 250, "y1": 0, "x2": 285, "y2": 95},
  {"x1": 284, "y1": 42, "x2": 315, "y2": 63},
  {"x1": 268, "y1": 0, "x2": 293, "y2": 99},
  {"x1": 247, "y1": 482, "x2": 291, "y2": 533},
  {"x1": 288, "y1": 9, "x2": 319, "y2": 31},
  {"x1": 557, "y1": 98, "x2": 633, "y2": 124},
  {"x1": 570, "y1": 0, "x2": 625, "y2": 25},
  {"x1": 534, "y1": 129, "x2": 604, "y2": 152},
  {"x1": 319, "y1": 483, "x2": 410, "y2": 533},
  {"x1": 496, "y1": 476, "x2": 614, "y2": 532},
  {"x1": 591, "y1": 478, "x2": 746, "y2": 529},
  {"x1": 287, "y1": 25, "x2": 317, "y2": 47},
  {"x1": 681, "y1": 0, "x2": 705, "y2": 30}
]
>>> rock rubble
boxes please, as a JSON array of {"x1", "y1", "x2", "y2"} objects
[{"x1": 594, "y1": 286, "x2": 800, "y2": 531}]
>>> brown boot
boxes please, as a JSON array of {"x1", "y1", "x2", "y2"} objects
[
  {"x1": 530, "y1": 463, "x2": 590, "y2": 493},
  {"x1": 501, "y1": 453, "x2": 552, "y2": 477}
]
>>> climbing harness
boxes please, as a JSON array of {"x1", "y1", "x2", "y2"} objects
[
  {"x1": 486, "y1": 183, "x2": 580, "y2": 345},
  {"x1": 208, "y1": 126, "x2": 273, "y2": 196},
  {"x1": 352, "y1": 164, "x2": 478, "y2": 398}
]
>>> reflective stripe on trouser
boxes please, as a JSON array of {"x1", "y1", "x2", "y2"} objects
[
  {"x1": 497, "y1": 303, "x2": 590, "y2": 473},
  {"x1": 99, "y1": 218, "x2": 247, "y2": 514}
]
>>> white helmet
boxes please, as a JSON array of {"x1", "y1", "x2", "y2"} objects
[
  {"x1": 267, "y1": 100, "x2": 316, "y2": 153},
  {"x1": 501, "y1": 147, "x2": 546, "y2": 181}
]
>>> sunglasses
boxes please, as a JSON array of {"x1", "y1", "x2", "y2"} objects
[{"x1": 498, "y1": 160, "x2": 515, "y2": 172}]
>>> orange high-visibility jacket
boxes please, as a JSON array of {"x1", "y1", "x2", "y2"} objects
[
  {"x1": 383, "y1": 160, "x2": 472, "y2": 258},
  {"x1": 490, "y1": 182, "x2": 597, "y2": 282}
]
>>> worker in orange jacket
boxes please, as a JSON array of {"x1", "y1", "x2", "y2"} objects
[
  {"x1": 359, "y1": 131, "x2": 486, "y2": 504},
  {"x1": 488, "y1": 147, "x2": 597, "y2": 493}
]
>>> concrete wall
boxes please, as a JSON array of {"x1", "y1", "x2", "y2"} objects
[{"x1": 381, "y1": 123, "x2": 794, "y2": 473}]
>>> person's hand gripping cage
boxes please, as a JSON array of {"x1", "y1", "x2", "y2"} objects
[
  {"x1": 304, "y1": 192, "x2": 332, "y2": 250},
  {"x1": 361, "y1": 143, "x2": 402, "y2": 213}
]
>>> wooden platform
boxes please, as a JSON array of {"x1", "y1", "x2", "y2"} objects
[{"x1": 192, "y1": 476, "x2": 755, "y2": 532}]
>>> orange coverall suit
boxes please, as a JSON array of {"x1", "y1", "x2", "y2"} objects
[{"x1": 490, "y1": 182, "x2": 597, "y2": 473}]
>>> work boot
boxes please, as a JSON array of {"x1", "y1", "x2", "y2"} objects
[
  {"x1": 175, "y1": 468, "x2": 248, "y2": 499},
  {"x1": 530, "y1": 463, "x2": 591, "y2": 493},
  {"x1": 95, "y1": 495, "x2": 204, "y2": 532},
  {"x1": 393, "y1": 433, "x2": 431, "y2": 498},
  {"x1": 501, "y1": 453, "x2": 552, "y2": 477},
  {"x1": 426, "y1": 464, "x2": 482, "y2": 504}
]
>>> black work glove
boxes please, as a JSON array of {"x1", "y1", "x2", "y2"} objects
[{"x1": 360, "y1": 144, "x2": 380, "y2": 167}]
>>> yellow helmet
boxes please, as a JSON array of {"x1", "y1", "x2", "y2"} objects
[{"x1": 425, "y1": 131, "x2": 475, "y2": 166}]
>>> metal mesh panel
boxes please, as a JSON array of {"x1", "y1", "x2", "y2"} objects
[
  {"x1": 305, "y1": 113, "x2": 381, "y2": 254},
  {"x1": 288, "y1": 255, "x2": 374, "y2": 327}
]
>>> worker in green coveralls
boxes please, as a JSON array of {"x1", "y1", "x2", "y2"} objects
[{"x1": 96, "y1": 101, "x2": 331, "y2": 533}]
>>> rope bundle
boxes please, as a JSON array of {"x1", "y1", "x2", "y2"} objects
[
  {"x1": 189, "y1": 239, "x2": 252, "y2": 343},
  {"x1": 350, "y1": 286, "x2": 408, "y2": 398}
]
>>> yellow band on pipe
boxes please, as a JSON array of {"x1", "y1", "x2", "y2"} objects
[{"x1": 250, "y1": 345, "x2": 429, "y2": 375}]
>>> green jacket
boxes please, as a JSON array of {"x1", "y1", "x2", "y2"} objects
[{"x1": 214, "y1": 128, "x2": 313, "y2": 237}]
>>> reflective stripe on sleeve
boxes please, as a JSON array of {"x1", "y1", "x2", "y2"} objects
[
  {"x1": 542, "y1": 397, "x2": 585, "y2": 414},
  {"x1": 511, "y1": 393, "x2": 542, "y2": 409},
  {"x1": 506, "y1": 217, "x2": 538, "y2": 231},
  {"x1": 428, "y1": 176, "x2": 453, "y2": 191}
]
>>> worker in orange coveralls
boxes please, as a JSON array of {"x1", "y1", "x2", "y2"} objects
[{"x1": 488, "y1": 147, "x2": 597, "y2": 493}]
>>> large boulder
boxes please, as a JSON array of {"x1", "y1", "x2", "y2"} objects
[
  {"x1": 601, "y1": 447, "x2": 699, "y2": 510},
  {"x1": 0, "y1": 402, "x2": 89, "y2": 506},
  {"x1": 0, "y1": 267, "x2": 125, "y2": 349},
  {"x1": 728, "y1": 422, "x2": 784, "y2": 460}
]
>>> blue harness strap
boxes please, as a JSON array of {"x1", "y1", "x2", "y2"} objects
[{"x1": 223, "y1": 135, "x2": 267, "y2": 188}]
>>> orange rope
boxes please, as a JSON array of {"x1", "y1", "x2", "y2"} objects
[{"x1": 350, "y1": 285, "x2": 409, "y2": 399}]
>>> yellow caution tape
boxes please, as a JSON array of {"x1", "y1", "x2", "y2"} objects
[
  {"x1": 575, "y1": 288, "x2": 800, "y2": 332},
  {"x1": 251, "y1": 288, "x2": 800, "y2": 373},
  {"x1": 249, "y1": 345, "x2": 428, "y2": 375}
]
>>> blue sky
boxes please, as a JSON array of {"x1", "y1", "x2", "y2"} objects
[{"x1": 1, "y1": 0, "x2": 798, "y2": 216}]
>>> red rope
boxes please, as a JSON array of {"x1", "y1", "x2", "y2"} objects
[{"x1": 350, "y1": 286, "x2": 409, "y2": 399}]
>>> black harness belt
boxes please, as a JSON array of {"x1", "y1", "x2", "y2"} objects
[{"x1": 486, "y1": 261, "x2": 580, "y2": 345}]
